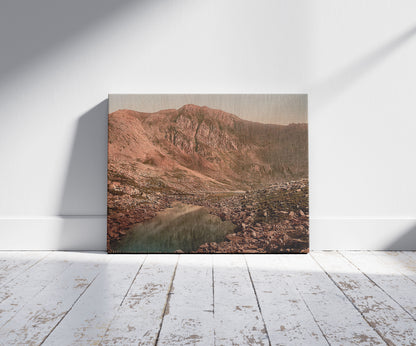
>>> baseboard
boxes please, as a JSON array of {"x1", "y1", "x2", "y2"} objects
[
  {"x1": 0, "y1": 216, "x2": 106, "y2": 250},
  {"x1": 310, "y1": 218, "x2": 416, "y2": 250},
  {"x1": 0, "y1": 216, "x2": 415, "y2": 251}
]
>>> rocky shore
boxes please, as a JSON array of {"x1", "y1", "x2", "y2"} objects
[{"x1": 108, "y1": 177, "x2": 309, "y2": 253}]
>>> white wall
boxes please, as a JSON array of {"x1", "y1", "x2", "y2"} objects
[{"x1": 0, "y1": 0, "x2": 415, "y2": 250}]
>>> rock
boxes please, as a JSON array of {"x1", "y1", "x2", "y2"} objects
[
  {"x1": 289, "y1": 211, "x2": 295, "y2": 217},
  {"x1": 174, "y1": 249, "x2": 184, "y2": 254},
  {"x1": 225, "y1": 233, "x2": 236, "y2": 241},
  {"x1": 299, "y1": 209, "x2": 305, "y2": 216},
  {"x1": 263, "y1": 211, "x2": 268, "y2": 217}
]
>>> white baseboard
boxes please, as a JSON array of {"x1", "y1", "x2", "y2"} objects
[
  {"x1": 0, "y1": 216, "x2": 106, "y2": 251},
  {"x1": 0, "y1": 217, "x2": 415, "y2": 251},
  {"x1": 310, "y1": 218, "x2": 416, "y2": 250}
]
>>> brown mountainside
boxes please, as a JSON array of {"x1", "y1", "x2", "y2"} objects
[{"x1": 108, "y1": 104, "x2": 308, "y2": 193}]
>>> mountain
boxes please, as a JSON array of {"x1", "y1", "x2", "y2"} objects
[{"x1": 108, "y1": 104, "x2": 308, "y2": 193}]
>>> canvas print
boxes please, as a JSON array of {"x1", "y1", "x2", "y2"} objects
[{"x1": 107, "y1": 94, "x2": 308, "y2": 253}]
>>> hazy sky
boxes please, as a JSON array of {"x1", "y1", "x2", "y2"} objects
[{"x1": 109, "y1": 94, "x2": 307, "y2": 125}]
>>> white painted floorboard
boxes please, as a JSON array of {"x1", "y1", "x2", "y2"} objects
[
  {"x1": 279, "y1": 254, "x2": 384, "y2": 345},
  {"x1": 341, "y1": 251, "x2": 416, "y2": 320},
  {"x1": 0, "y1": 251, "x2": 414, "y2": 345},
  {"x1": 101, "y1": 255, "x2": 178, "y2": 345},
  {"x1": 312, "y1": 251, "x2": 416, "y2": 345},
  {"x1": 157, "y1": 254, "x2": 214, "y2": 345},
  {"x1": 0, "y1": 252, "x2": 108, "y2": 345},
  {"x1": 43, "y1": 254, "x2": 145, "y2": 345},
  {"x1": 0, "y1": 252, "x2": 49, "y2": 287},
  {"x1": 245, "y1": 255, "x2": 327, "y2": 345},
  {"x1": 372, "y1": 251, "x2": 416, "y2": 283},
  {"x1": 213, "y1": 254, "x2": 269, "y2": 345},
  {"x1": 0, "y1": 252, "x2": 72, "y2": 328}
]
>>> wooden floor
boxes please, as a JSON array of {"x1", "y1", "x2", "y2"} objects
[{"x1": 0, "y1": 252, "x2": 415, "y2": 345}]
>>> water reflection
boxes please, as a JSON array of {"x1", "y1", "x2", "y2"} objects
[{"x1": 112, "y1": 203, "x2": 236, "y2": 253}]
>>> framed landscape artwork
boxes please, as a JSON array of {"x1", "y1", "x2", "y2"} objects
[{"x1": 107, "y1": 94, "x2": 308, "y2": 254}]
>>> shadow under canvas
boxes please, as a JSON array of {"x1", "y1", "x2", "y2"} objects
[{"x1": 58, "y1": 100, "x2": 108, "y2": 250}]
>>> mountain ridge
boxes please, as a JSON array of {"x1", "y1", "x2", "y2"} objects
[{"x1": 108, "y1": 104, "x2": 308, "y2": 193}]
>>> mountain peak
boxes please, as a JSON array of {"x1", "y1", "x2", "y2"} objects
[
  {"x1": 178, "y1": 104, "x2": 242, "y2": 122},
  {"x1": 178, "y1": 104, "x2": 206, "y2": 112}
]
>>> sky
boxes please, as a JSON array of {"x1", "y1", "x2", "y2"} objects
[{"x1": 109, "y1": 94, "x2": 307, "y2": 125}]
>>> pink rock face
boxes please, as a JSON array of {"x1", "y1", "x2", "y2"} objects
[
  {"x1": 108, "y1": 104, "x2": 308, "y2": 192},
  {"x1": 107, "y1": 104, "x2": 309, "y2": 253}
]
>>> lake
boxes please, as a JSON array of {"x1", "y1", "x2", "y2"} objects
[{"x1": 112, "y1": 203, "x2": 236, "y2": 253}]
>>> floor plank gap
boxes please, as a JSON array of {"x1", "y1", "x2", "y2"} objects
[
  {"x1": 288, "y1": 272, "x2": 331, "y2": 346},
  {"x1": 154, "y1": 255, "x2": 179, "y2": 346},
  {"x1": 119, "y1": 254, "x2": 148, "y2": 307},
  {"x1": 97, "y1": 255, "x2": 149, "y2": 345},
  {"x1": 313, "y1": 251, "x2": 416, "y2": 345},
  {"x1": 244, "y1": 255, "x2": 272, "y2": 346},
  {"x1": 310, "y1": 252, "x2": 390, "y2": 345},
  {"x1": 40, "y1": 269, "x2": 102, "y2": 345},
  {"x1": 339, "y1": 251, "x2": 416, "y2": 322}
]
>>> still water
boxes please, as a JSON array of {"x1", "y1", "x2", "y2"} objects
[{"x1": 113, "y1": 203, "x2": 236, "y2": 253}]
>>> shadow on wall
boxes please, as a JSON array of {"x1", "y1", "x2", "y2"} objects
[
  {"x1": 308, "y1": 23, "x2": 416, "y2": 251},
  {"x1": 310, "y1": 24, "x2": 416, "y2": 110},
  {"x1": 55, "y1": 99, "x2": 416, "y2": 251},
  {"x1": 58, "y1": 100, "x2": 108, "y2": 250},
  {"x1": 385, "y1": 224, "x2": 416, "y2": 251},
  {"x1": 0, "y1": 0, "x2": 138, "y2": 82},
  {"x1": 46, "y1": 21, "x2": 416, "y2": 250}
]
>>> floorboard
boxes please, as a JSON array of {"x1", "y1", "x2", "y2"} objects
[
  {"x1": 281, "y1": 254, "x2": 384, "y2": 345},
  {"x1": 100, "y1": 255, "x2": 178, "y2": 345},
  {"x1": 342, "y1": 251, "x2": 416, "y2": 320},
  {"x1": 313, "y1": 251, "x2": 416, "y2": 345},
  {"x1": 373, "y1": 251, "x2": 416, "y2": 283},
  {"x1": 0, "y1": 251, "x2": 414, "y2": 345},
  {"x1": 0, "y1": 252, "x2": 73, "y2": 329},
  {"x1": 0, "y1": 252, "x2": 108, "y2": 345},
  {"x1": 213, "y1": 254, "x2": 270, "y2": 345},
  {"x1": 0, "y1": 252, "x2": 49, "y2": 288},
  {"x1": 42, "y1": 254, "x2": 145, "y2": 345},
  {"x1": 245, "y1": 254, "x2": 327, "y2": 345},
  {"x1": 157, "y1": 254, "x2": 214, "y2": 345}
]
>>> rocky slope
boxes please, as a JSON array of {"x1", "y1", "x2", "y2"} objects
[
  {"x1": 107, "y1": 104, "x2": 309, "y2": 252},
  {"x1": 108, "y1": 104, "x2": 308, "y2": 193}
]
